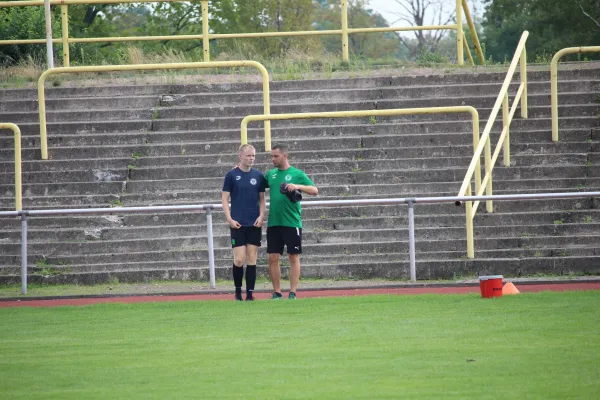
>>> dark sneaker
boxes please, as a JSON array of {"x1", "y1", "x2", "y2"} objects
[
  {"x1": 271, "y1": 292, "x2": 283, "y2": 300},
  {"x1": 235, "y1": 293, "x2": 243, "y2": 301},
  {"x1": 288, "y1": 292, "x2": 297, "y2": 300},
  {"x1": 245, "y1": 295, "x2": 255, "y2": 301}
]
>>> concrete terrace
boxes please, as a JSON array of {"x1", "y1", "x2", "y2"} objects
[{"x1": 0, "y1": 63, "x2": 599, "y2": 284}]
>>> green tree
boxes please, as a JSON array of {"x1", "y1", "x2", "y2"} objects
[
  {"x1": 482, "y1": 0, "x2": 600, "y2": 62},
  {"x1": 313, "y1": 0, "x2": 405, "y2": 59},
  {"x1": 0, "y1": 6, "x2": 61, "y2": 65}
]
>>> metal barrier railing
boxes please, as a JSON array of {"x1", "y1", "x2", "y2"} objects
[
  {"x1": 37, "y1": 61, "x2": 271, "y2": 160},
  {"x1": 2, "y1": 191, "x2": 598, "y2": 295},
  {"x1": 551, "y1": 46, "x2": 600, "y2": 141},
  {"x1": 0, "y1": 123, "x2": 22, "y2": 211},
  {"x1": 0, "y1": 0, "x2": 485, "y2": 66},
  {"x1": 457, "y1": 31, "x2": 529, "y2": 258}
]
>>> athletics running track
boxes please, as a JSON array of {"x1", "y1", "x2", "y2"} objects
[{"x1": 1, "y1": 282, "x2": 599, "y2": 308}]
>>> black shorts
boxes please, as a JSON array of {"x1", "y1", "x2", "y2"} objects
[
  {"x1": 230, "y1": 226, "x2": 262, "y2": 248},
  {"x1": 267, "y1": 226, "x2": 302, "y2": 255}
]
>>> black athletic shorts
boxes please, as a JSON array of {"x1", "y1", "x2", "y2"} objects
[
  {"x1": 230, "y1": 226, "x2": 262, "y2": 248},
  {"x1": 267, "y1": 226, "x2": 302, "y2": 255}
]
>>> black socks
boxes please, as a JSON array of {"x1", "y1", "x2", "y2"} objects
[
  {"x1": 233, "y1": 264, "x2": 257, "y2": 298},
  {"x1": 246, "y1": 265, "x2": 257, "y2": 297},
  {"x1": 233, "y1": 264, "x2": 244, "y2": 295}
]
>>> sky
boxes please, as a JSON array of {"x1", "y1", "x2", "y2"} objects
[{"x1": 366, "y1": 0, "x2": 484, "y2": 27}]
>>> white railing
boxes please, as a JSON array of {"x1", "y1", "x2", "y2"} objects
[{"x1": 1, "y1": 191, "x2": 599, "y2": 294}]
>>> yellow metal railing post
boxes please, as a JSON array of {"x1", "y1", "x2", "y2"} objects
[
  {"x1": 461, "y1": 0, "x2": 485, "y2": 65},
  {"x1": 202, "y1": 0, "x2": 210, "y2": 62},
  {"x1": 465, "y1": 184, "x2": 474, "y2": 258},
  {"x1": 0, "y1": 123, "x2": 22, "y2": 211},
  {"x1": 463, "y1": 33, "x2": 474, "y2": 66},
  {"x1": 502, "y1": 92, "x2": 510, "y2": 167},
  {"x1": 456, "y1": 0, "x2": 463, "y2": 65},
  {"x1": 341, "y1": 0, "x2": 349, "y2": 62},
  {"x1": 61, "y1": 5, "x2": 69, "y2": 66},
  {"x1": 520, "y1": 46, "x2": 527, "y2": 118},
  {"x1": 484, "y1": 136, "x2": 493, "y2": 213},
  {"x1": 551, "y1": 46, "x2": 600, "y2": 142},
  {"x1": 38, "y1": 61, "x2": 271, "y2": 160},
  {"x1": 471, "y1": 111, "x2": 481, "y2": 197}
]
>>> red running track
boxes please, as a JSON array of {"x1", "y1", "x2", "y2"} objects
[{"x1": 1, "y1": 282, "x2": 599, "y2": 308}]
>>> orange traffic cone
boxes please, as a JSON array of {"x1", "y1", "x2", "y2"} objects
[{"x1": 503, "y1": 282, "x2": 520, "y2": 295}]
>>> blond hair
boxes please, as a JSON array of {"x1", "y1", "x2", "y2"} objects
[{"x1": 238, "y1": 144, "x2": 255, "y2": 154}]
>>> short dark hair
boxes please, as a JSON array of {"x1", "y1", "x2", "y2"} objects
[{"x1": 271, "y1": 143, "x2": 289, "y2": 153}]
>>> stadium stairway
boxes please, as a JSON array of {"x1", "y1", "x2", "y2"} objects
[{"x1": 0, "y1": 65, "x2": 599, "y2": 284}]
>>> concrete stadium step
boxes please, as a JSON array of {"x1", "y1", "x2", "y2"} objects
[
  {"x1": 136, "y1": 80, "x2": 598, "y2": 107},
  {"x1": 0, "y1": 157, "x2": 132, "y2": 174},
  {"x1": 4, "y1": 245, "x2": 598, "y2": 272},
  {"x1": 118, "y1": 185, "x2": 600, "y2": 208},
  {"x1": 148, "y1": 102, "x2": 597, "y2": 123},
  {"x1": 0, "y1": 95, "x2": 160, "y2": 113},
  {"x1": 0, "y1": 65, "x2": 595, "y2": 103},
  {"x1": 1, "y1": 231, "x2": 599, "y2": 264},
  {"x1": 0, "y1": 108, "x2": 156, "y2": 124},
  {"x1": 146, "y1": 111, "x2": 597, "y2": 133},
  {"x1": 4, "y1": 237, "x2": 599, "y2": 273},
  {"x1": 3, "y1": 91, "x2": 594, "y2": 126},
  {"x1": 1, "y1": 190, "x2": 596, "y2": 213},
  {"x1": 0, "y1": 181, "x2": 123, "y2": 197},
  {"x1": 114, "y1": 177, "x2": 598, "y2": 202},
  {"x1": 149, "y1": 91, "x2": 596, "y2": 114},
  {"x1": 4, "y1": 220, "x2": 599, "y2": 245},
  {"x1": 2, "y1": 249, "x2": 599, "y2": 278},
  {"x1": 121, "y1": 165, "x2": 592, "y2": 187},
  {"x1": 2, "y1": 184, "x2": 597, "y2": 211},
  {"x1": 4, "y1": 126, "x2": 587, "y2": 156},
  {"x1": 2, "y1": 208, "x2": 597, "y2": 232},
  {"x1": 7, "y1": 126, "x2": 592, "y2": 164},
  {"x1": 3, "y1": 254, "x2": 599, "y2": 285},
  {"x1": 1, "y1": 135, "x2": 596, "y2": 167},
  {"x1": 7, "y1": 100, "x2": 597, "y2": 137},
  {"x1": 7, "y1": 116, "x2": 596, "y2": 148}
]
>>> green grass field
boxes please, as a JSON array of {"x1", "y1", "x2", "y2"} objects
[{"x1": 1, "y1": 291, "x2": 599, "y2": 399}]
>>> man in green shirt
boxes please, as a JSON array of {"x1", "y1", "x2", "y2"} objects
[{"x1": 265, "y1": 144, "x2": 318, "y2": 299}]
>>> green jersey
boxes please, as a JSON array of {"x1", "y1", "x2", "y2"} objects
[{"x1": 265, "y1": 166, "x2": 315, "y2": 228}]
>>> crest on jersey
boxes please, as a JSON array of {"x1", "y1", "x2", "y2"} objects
[
  {"x1": 285, "y1": 174, "x2": 292, "y2": 181},
  {"x1": 250, "y1": 178, "x2": 257, "y2": 185}
]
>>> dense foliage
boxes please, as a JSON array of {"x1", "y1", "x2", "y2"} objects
[{"x1": 1, "y1": 0, "x2": 598, "y2": 66}]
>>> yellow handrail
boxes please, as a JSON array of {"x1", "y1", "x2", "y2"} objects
[
  {"x1": 463, "y1": 33, "x2": 474, "y2": 66},
  {"x1": 457, "y1": 31, "x2": 529, "y2": 258},
  {"x1": 461, "y1": 0, "x2": 485, "y2": 65},
  {"x1": 240, "y1": 109, "x2": 480, "y2": 178},
  {"x1": 0, "y1": 0, "x2": 484, "y2": 66},
  {"x1": 456, "y1": 0, "x2": 463, "y2": 66},
  {"x1": 0, "y1": 123, "x2": 23, "y2": 211},
  {"x1": 551, "y1": 46, "x2": 600, "y2": 141},
  {"x1": 37, "y1": 61, "x2": 271, "y2": 160}
]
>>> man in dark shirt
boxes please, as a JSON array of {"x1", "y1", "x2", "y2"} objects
[{"x1": 221, "y1": 144, "x2": 266, "y2": 301}]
